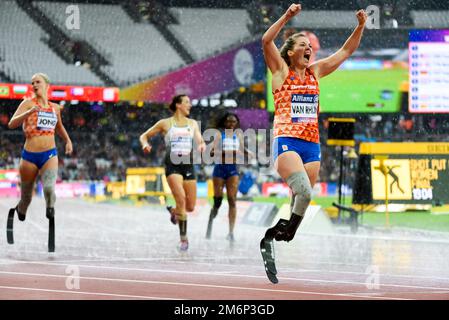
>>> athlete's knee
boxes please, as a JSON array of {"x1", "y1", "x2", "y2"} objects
[
  {"x1": 286, "y1": 172, "x2": 312, "y2": 215},
  {"x1": 174, "y1": 193, "x2": 186, "y2": 208},
  {"x1": 227, "y1": 196, "x2": 237, "y2": 209},
  {"x1": 43, "y1": 185, "x2": 56, "y2": 206},
  {"x1": 186, "y1": 203, "x2": 195, "y2": 213},
  {"x1": 213, "y1": 196, "x2": 223, "y2": 209},
  {"x1": 17, "y1": 181, "x2": 34, "y2": 215},
  {"x1": 42, "y1": 169, "x2": 57, "y2": 208},
  {"x1": 20, "y1": 187, "x2": 33, "y2": 206}
]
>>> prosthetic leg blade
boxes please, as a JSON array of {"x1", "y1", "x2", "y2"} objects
[
  {"x1": 7, "y1": 208, "x2": 15, "y2": 245},
  {"x1": 260, "y1": 237, "x2": 278, "y2": 284}
]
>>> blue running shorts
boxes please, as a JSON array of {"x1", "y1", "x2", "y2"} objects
[
  {"x1": 22, "y1": 148, "x2": 58, "y2": 169},
  {"x1": 272, "y1": 137, "x2": 321, "y2": 164},
  {"x1": 212, "y1": 164, "x2": 239, "y2": 180}
]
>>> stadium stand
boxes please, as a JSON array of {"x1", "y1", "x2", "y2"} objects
[
  {"x1": 167, "y1": 7, "x2": 253, "y2": 61},
  {"x1": 290, "y1": 11, "x2": 359, "y2": 29},
  {"x1": 0, "y1": 0, "x2": 104, "y2": 86},
  {"x1": 2, "y1": 96, "x2": 449, "y2": 187},
  {"x1": 2, "y1": 0, "x2": 449, "y2": 188},
  {"x1": 36, "y1": 1, "x2": 186, "y2": 86},
  {"x1": 411, "y1": 11, "x2": 449, "y2": 28}
]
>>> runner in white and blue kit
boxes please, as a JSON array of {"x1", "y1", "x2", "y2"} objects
[{"x1": 206, "y1": 112, "x2": 250, "y2": 242}]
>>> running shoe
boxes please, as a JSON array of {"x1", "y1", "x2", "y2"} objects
[
  {"x1": 166, "y1": 206, "x2": 178, "y2": 224},
  {"x1": 179, "y1": 239, "x2": 189, "y2": 251}
]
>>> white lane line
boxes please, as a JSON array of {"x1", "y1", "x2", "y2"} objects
[
  {"x1": 60, "y1": 266, "x2": 449, "y2": 291},
  {"x1": 0, "y1": 285, "x2": 180, "y2": 300},
  {"x1": 281, "y1": 268, "x2": 449, "y2": 282},
  {"x1": 302, "y1": 231, "x2": 449, "y2": 244},
  {"x1": 347, "y1": 290, "x2": 449, "y2": 296},
  {"x1": 1, "y1": 260, "x2": 449, "y2": 291},
  {"x1": 0, "y1": 270, "x2": 409, "y2": 300},
  {"x1": 2, "y1": 255, "x2": 449, "y2": 284},
  {"x1": 8, "y1": 259, "x2": 449, "y2": 291},
  {"x1": 169, "y1": 257, "x2": 449, "y2": 280},
  {"x1": 4, "y1": 251, "x2": 448, "y2": 277},
  {"x1": 0, "y1": 257, "x2": 189, "y2": 265}
]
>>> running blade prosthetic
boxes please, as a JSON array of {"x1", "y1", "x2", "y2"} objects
[
  {"x1": 260, "y1": 237, "x2": 278, "y2": 284},
  {"x1": 47, "y1": 208, "x2": 55, "y2": 252},
  {"x1": 7, "y1": 208, "x2": 15, "y2": 244}
]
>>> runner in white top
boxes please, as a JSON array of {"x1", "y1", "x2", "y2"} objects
[{"x1": 140, "y1": 94, "x2": 205, "y2": 251}]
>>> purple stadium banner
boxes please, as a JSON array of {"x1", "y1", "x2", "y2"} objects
[
  {"x1": 234, "y1": 108, "x2": 269, "y2": 130},
  {"x1": 120, "y1": 40, "x2": 265, "y2": 103}
]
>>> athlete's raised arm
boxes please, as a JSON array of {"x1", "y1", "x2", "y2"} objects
[
  {"x1": 262, "y1": 4, "x2": 302, "y2": 75},
  {"x1": 310, "y1": 10, "x2": 367, "y2": 79}
]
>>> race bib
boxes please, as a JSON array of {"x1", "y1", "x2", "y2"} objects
[
  {"x1": 170, "y1": 136, "x2": 192, "y2": 155},
  {"x1": 291, "y1": 94, "x2": 319, "y2": 123},
  {"x1": 37, "y1": 111, "x2": 57, "y2": 130},
  {"x1": 222, "y1": 137, "x2": 239, "y2": 152}
]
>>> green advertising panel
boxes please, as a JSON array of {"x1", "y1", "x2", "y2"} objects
[
  {"x1": 319, "y1": 68, "x2": 408, "y2": 113},
  {"x1": 266, "y1": 61, "x2": 408, "y2": 113}
]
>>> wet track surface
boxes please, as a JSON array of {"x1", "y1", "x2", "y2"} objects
[{"x1": 1, "y1": 197, "x2": 449, "y2": 300}]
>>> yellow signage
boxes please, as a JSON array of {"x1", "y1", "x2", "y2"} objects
[
  {"x1": 370, "y1": 158, "x2": 448, "y2": 201},
  {"x1": 106, "y1": 182, "x2": 126, "y2": 199},
  {"x1": 125, "y1": 167, "x2": 170, "y2": 196},
  {"x1": 361, "y1": 142, "x2": 449, "y2": 155},
  {"x1": 371, "y1": 159, "x2": 412, "y2": 200}
]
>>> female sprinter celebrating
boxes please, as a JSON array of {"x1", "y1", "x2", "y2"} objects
[
  {"x1": 7, "y1": 73, "x2": 73, "y2": 252},
  {"x1": 205, "y1": 112, "x2": 250, "y2": 243},
  {"x1": 260, "y1": 4, "x2": 367, "y2": 283},
  {"x1": 140, "y1": 94, "x2": 205, "y2": 251}
]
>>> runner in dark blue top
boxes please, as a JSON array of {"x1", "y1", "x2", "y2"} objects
[{"x1": 206, "y1": 112, "x2": 251, "y2": 243}]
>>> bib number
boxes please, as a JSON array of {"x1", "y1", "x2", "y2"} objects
[
  {"x1": 291, "y1": 94, "x2": 318, "y2": 123},
  {"x1": 171, "y1": 136, "x2": 192, "y2": 155},
  {"x1": 37, "y1": 111, "x2": 57, "y2": 130},
  {"x1": 222, "y1": 137, "x2": 239, "y2": 152}
]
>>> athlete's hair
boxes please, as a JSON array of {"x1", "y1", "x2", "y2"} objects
[
  {"x1": 169, "y1": 94, "x2": 187, "y2": 112},
  {"x1": 32, "y1": 73, "x2": 50, "y2": 84},
  {"x1": 283, "y1": 28, "x2": 298, "y2": 42},
  {"x1": 216, "y1": 112, "x2": 240, "y2": 130},
  {"x1": 279, "y1": 33, "x2": 308, "y2": 66}
]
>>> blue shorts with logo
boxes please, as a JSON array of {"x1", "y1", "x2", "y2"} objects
[
  {"x1": 272, "y1": 137, "x2": 321, "y2": 164},
  {"x1": 22, "y1": 148, "x2": 58, "y2": 169},
  {"x1": 212, "y1": 164, "x2": 239, "y2": 180}
]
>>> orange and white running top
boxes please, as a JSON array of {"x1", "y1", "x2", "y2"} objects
[
  {"x1": 23, "y1": 98, "x2": 58, "y2": 139},
  {"x1": 273, "y1": 68, "x2": 320, "y2": 143}
]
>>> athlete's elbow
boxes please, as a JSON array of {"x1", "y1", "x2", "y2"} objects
[
  {"x1": 8, "y1": 121, "x2": 17, "y2": 129},
  {"x1": 139, "y1": 133, "x2": 147, "y2": 143},
  {"x1": 261, "y1": 35, "x2": 272, "y2": 46}
]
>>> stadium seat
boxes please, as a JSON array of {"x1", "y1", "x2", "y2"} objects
[
  {"x1": 0, "y1": 0, "x2": 104, "y2": 86},
  {"x1": 35, "y1": 1, "x2": 185, "y2": 86}
]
